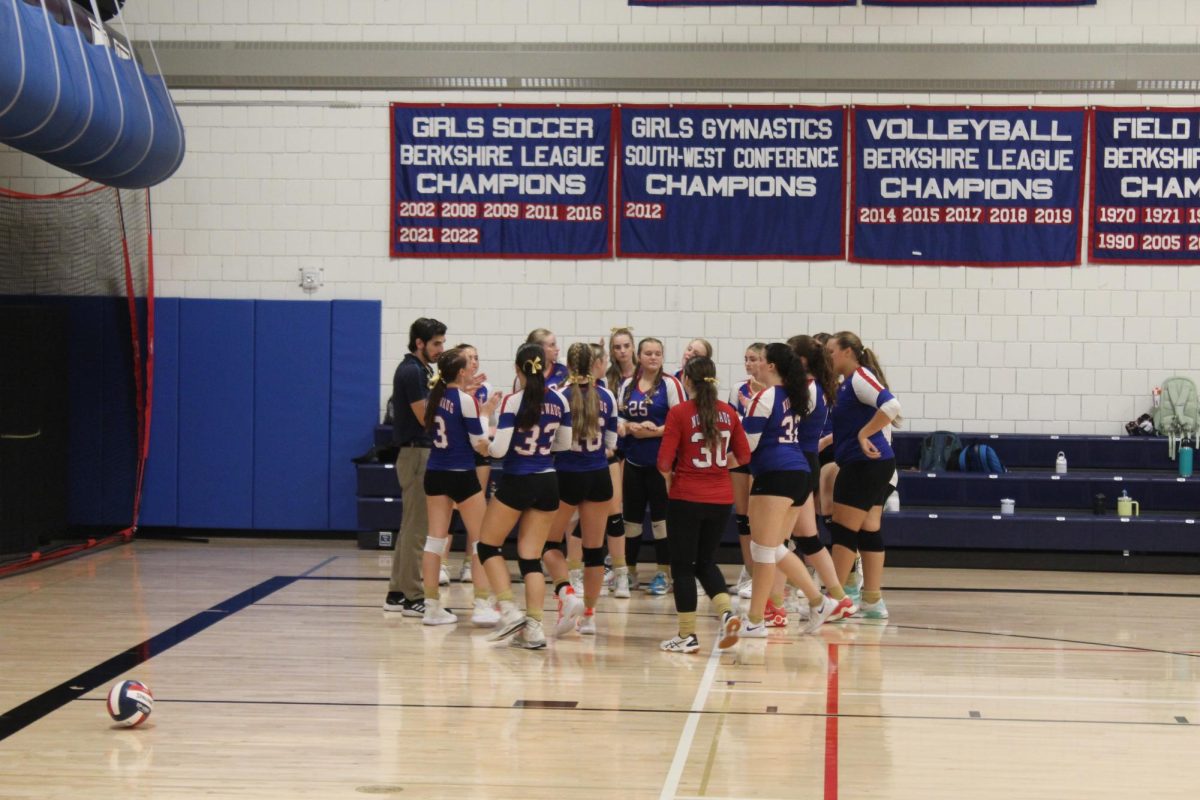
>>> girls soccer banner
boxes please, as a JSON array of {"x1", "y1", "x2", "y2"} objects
[
  {"x1": 390, "y1": 104, "x2": 614, "y2": 259},
  {"x1": 618, "y1": 105, "x2": 846, "y2": 259},
  {"x1": 851, "y1": 106, "x2": 1086, "y2": 266},
  {"x1": 1091, "y1": 108, "x2": 1200, "y2": 264}
]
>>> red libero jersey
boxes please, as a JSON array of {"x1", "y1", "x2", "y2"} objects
[{"x1": 657, "y1": 399, "x2": 751, "y2": 505}]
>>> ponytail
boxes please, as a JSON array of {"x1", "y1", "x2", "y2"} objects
[
  {"x1": 859, "y1": 347, "x2": 890, "y2": 389},
  {"x1": 515, "y1": 343, "x2": 547, "y2": 430},
  {"x1": 765, "y1": 342, "x2": 811, "y2": 421},
  {"x1": 424, "y1": 348, "x2": 467, "y2": 433},
  {"x1": 787, "y1": 334, "x2": 836, "y2": 407},
  {"x1": 683, "y1": 356, "x2": 722, "y2": 454},
  {"x1": 566, "y1": 342, "x2": 600, "y2": 444}
]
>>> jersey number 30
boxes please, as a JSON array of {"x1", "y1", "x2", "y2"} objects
[{"x1": 690, "y1": 430, "x2": 731, "y2": 468}]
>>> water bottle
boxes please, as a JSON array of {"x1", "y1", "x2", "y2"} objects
[
  {"x1": 1180, "y1": 446, "x2": 1194, "y2": 478},
  {"x1": 1055, "y1": 451, "x2": 1067, "y2": 475}
]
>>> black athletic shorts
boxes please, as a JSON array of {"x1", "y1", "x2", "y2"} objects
[
  {"x1": 623, "y1": 461, "x2": 669, "y2": 522},
  {"x1": 804, "y1": 450, "x2": 819, "y2": 474},
  {"x1": 730, "y1": 464, "x2": 751, "y2": 475},
  {"x1": 493, "y1": 472, "x2": 559, "y2": 513},
  {"x1": 558, "y1": 468, "x2": 614, "y2": 506},
  {"x1": 833, "y1": 458, "x2": 896, "y2": 512},
  {"x1": 818, "y1": 446, "x2": 834, "y2": 468},
  {"x1": 750, "y1": 469, "x2": 813, "y2": 507},
  {"x1": 473, "y1": 451, "x2": 490, "y2": 468},
  {"x1": 424, "y1": 469, "x2": 482, "y2": 504}
]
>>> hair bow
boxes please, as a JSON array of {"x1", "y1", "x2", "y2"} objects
[
  {"x1": 703, "y1": 376, "x2": 718, "y2": 385},
  {"x1": 427, "y1": 373, "x2": 443, "y2": 390},
  {"x1": 525, "y1": 356, "x2": 543, "y2": 374}
]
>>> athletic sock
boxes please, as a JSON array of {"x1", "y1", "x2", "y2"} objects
[
  {"x1": 568, "y1": 559, "x2": 583, "y2": 572},
  {"x1": 527, "y1": 606, "x2": 544, "y2": 622},
  {"x1": 809, "y1": 595, "x2": 824, "y2": 609},
  {"x1": 497, "y1": 589, "x2": 514, "y2": 604},
  {"x1": 678, "y1": 612, "x2": 697, "y2": 637},
  {"x1": 770, "y1": 592, "x2": 784, "y2": 607},
  {"x1": 612, "y1": 556, "x2": 627, "y2": 568},
  {"x1": 862, "y1": 590, "x2": 882, "y2": 605},
  {"x1": 748, "y1": 613, "x2": 764, "y2": 625},
  {"x1": 424, "y1": 584, "x2": 439, "y2": 602},
  {"x1": 827, "y1": 585, "x2": 846, "y2": 600},
  {"x1": 474, "y1": 586, "x2": 490, "y2": 601},
  {"x1": 712, "y1": 592, "x2": 732, "y2": 619}
]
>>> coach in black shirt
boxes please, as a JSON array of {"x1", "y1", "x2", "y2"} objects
[{"x1": 383, "y1": 317, "x2": 446, "y2": 616}]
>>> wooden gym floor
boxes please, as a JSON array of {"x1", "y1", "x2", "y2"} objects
[{"x1": 1, "y1": 539, "x2": 1198, "y2": 799}]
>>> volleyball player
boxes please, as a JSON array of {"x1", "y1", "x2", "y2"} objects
[
  {"x1": 741, "y1": 344, "x2": 852, "y2": 639},
  {"x1": 477, "y1": 343, "x2": 573, "y2": 649},
  {"x1": 421, "y1": 348, "x2": 501, "y2": 626},
  {"x1": 657, "y1": 356, "x2": 747, "y2": 653},
  {"x1": 545, "y1": 342, "x2": 618, "y2": 636},
  {"x1": 674, "y1": 337, "x2": 714, "y2": 380},
  {"x1": 730, "y1": 342, "x2": 766, "y2": 599},
  {"x1": 605, "y1": 327, "x2": 636, "y2": 597},
  {"x1": 618, "y1": 337, "x2": 685, "y2": 595},
  {"x1": 523, "y1": 328, "x2": 570, "y2": 390},
  {"x1": 454, "y1": 344, "x2": 497, "y2": 589},
  {"x1": 825, "y1": 332, "x2": 902, "y2": 621}
]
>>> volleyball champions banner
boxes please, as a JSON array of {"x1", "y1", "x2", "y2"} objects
[
  {"x1": 851, "y1": 106, "x2": 1086, "y2": 266},
  {"x1": 629, "y1": 1, "x2": 850, "y2": 5},
  {"x1": 863, "y1": 1, "x2": 1092, "y2": 6},
  {"x1": 390, "y1": 104, "x2": 614, "y2": 259},
  {"x1": 617, "y1": 105, "x2": 846, "y2": 259},
  {"x1": 1090, "y1": 108, "x2": 1200, "y2": 264}
]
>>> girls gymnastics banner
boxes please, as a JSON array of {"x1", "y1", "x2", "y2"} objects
[
  {"x1": 1090, "y1": 108, "x2": 1200, "y2": 264},
  {"x1": 617, "y1": 105, "x2": 846, "y2": 259},
  {"x1": 390, "y1": 104, "x2": 614, "y2": 259},
  {"x1": 851, "y1": 106, "x2": 1086, "y2": 266}
]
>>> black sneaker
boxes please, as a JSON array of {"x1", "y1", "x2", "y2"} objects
[
  {"x1": 383, "y1": 591, "x2": 407, "y2": 612},
  {"x1": 401, "y1": 597, "x2": 426, "y2": 618}
]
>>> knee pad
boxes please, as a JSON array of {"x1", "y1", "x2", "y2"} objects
[
  {"x1": 423, "y1": 536, "x2": 449, "y2": 555},
  {"x1": 476, "y1": 542, "x2": 503, "y2": 563},
  {"x1": 827, "y1": 521, "x2": 859, "y2": 553},
  {"x1": 583, "y1": 546, "x2": 606, "y2": 568},
  {"x1": 749, "y1": 540, "x2": 777, "y2": 565},
  {"x1": 542, "y1": 540, "x2": 563, "y2": 556},
  {"x1": 795, "y1": 535, "x2": 826, "y2": 556},
  {"x1": 518, "y1": 557, "x2": 543, "y2": 577},
  {"x1": 775, "y1": 544, "x2": 790, "y2": 562},
  {"x1": 606, "y1": 513, "x2": 624, "y2": 538},
  {"x1": 735, "y1": 514, "x2": 751, "y2": 537},
  {"x1": 624, "y1": 520, "x2": 643, "y2": 539},
  {"x1": 858, "y1": 530, "x2": 885, "y2": 552},
  {"x1": 651, "y1": 520, "x2": 667, "y2": 541}
]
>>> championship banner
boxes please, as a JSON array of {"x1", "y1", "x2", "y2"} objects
[
  {"x1": 1091, "y1": 108, "x2": 1200, "y2": 264},
  {"x1": 864, "y1": 1, "x2": 1092, "y2": 6},
  {"x1": 851, "y1": 106, "x2": 1086, "y2": 266},
  {"x1": 617, "y1": 105, "x2": 846, "y2": 260},
  {"x1": 390, "y1": 104, "x2": 614, "y2": 259},
  {"x1": 630, "y1": 1, "x2": 850, "y2": 5}
]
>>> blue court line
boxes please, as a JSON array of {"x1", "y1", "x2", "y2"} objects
[{"x1": 299, "y1": 555, "x2": 339, "y2": 576}]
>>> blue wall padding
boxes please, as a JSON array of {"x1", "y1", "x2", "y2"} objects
[
  {"x1": 99, "y1": 299, "x2": 137, "y2": 525},
  {"x1": 139, "y1": 299, "x2": 179, "y2": 526},
  {"x1": 329, "y1": 301, "x2": 382, "y2": 530},
  {"x1": 176, "y1": 300, "x2": 255, "y2": 528},
  {"x1": 252, "y1": 301, "x2": 332, "y2": 529},
  {"x1": 63, "y1": 297, "x2": 105, "y2": 526}
]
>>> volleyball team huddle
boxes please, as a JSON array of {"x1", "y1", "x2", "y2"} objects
[{"x1": 410, "y1": 326, "x2": 902, "y2": 652}]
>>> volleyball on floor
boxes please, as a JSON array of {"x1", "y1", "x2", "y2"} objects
[{"x1": 107, "y1": 680, "x2": 154, "y2": 727}]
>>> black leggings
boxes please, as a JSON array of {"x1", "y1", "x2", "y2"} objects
[
  {"x1": 667, "y1": 499, "x2": 731, "y2": 614},
  {"x1": 623, "y1": 461, "x2": 670, "y2": 570}
]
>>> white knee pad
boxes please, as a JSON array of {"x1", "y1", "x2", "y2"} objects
[
  {"x1": 750, "y1": 541, "x2": 777, "y2": 564},
  {"x1": 775, "y1": 544, "x2": 790, "y2": 563},
  {"x1": 651, "y1": 520, "x2": 667, "y2": 541},
  {"x1": 624, "y1": 520, "x2": 643, "y2": 539},
  {"x1": 471, "y1": 541, "x2": 479, "y2": 556},
  {"x1": 423, "y1": 536, "x2": 449, "y2": 555}
]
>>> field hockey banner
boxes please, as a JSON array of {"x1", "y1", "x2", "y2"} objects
[
  {"x1": 617, "y1": 106, "x2": 846, "y2": 259},
  {"x1": 1090, "y1": 108, "x2": 1200, "y2": 264},
  {"x1": 390, "y1": 104, "x2": 614, "y2": 259},
  {"x1": 851, "y1": 106, "x2": 1086, "y2": 266}
]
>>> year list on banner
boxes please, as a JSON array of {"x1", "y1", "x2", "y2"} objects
[
  {"x1": 851, "y1": 106, "x2": 1086, "y2": 267},
  {"x1": 863, "y1": 0, "x2": 1092, "y2": 6},
  {"x1": 618, "y1": 106, "x2": 846, "y2": 260},
  {"x1": 629, "y1": 0, "x2": 849, "y2": 6},
  {"x1": 390, "y1": 104, "x2": 614, "y2": 259},
  {"x1": 1091, "y1": 108, "x2": 1200, "y2": 265}
]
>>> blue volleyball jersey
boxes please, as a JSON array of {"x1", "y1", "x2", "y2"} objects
[
  {"x1": 556, "y1": 385, "x2": 619, "y2": 473},
  {"x1": 547, "y1": 363, "x2": 569, "y2": 390},
  {"x1": 742, "y1": 386, "x2": 810, "y2": 476},
  {"x1": 490, "y1": 388, "x2": 573, "y2": 475},
  {"x1": 797, "y1": 380, "x2": 827, "y2": 455},
  {"x1": 427, "y1": 389, "x2": 489, "y2": 472},
  {"x1": 831, "y1": 367, "x2": 900, "y2": 465},
  {"x1": 728, "y1": 380, "x2": 755, "y2": 417},
  {"x1": 618, "y1": 373, "x2": 686, "y2": 467}
]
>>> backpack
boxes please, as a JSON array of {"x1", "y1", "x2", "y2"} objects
[
  {"x1": 918, "y1": 431, "x2": 962, "y2": 472},
  {"x1": 1153, "y1": 376, "x2": 1200, "y2": 457},
  {"x1": 958, "y1": 444, "x2": 1006, "y2": 474}
]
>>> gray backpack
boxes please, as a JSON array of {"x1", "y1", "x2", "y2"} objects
[{"x1": 1154, "y1": 376, "x2": 1200, "y2": 457}]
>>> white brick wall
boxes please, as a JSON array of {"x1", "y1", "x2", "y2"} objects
[{"x1": 5, "y1": 5, "x2": 1200, "y2": 434}]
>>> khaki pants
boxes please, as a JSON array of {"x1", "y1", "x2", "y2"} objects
[{"x1": 388, "y1": 447, "x2": 429, "y2": 598}]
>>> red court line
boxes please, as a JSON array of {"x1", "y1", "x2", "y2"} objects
[
  {"x1": 824, "y1": 643, "x2": 839, "y2": 800},
  {"x1": 841, "y1": 642, "x2": 1135, "y2": 653}
]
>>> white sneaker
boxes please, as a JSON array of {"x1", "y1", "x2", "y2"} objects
[
  {"x1": 488, "y1": 606, "x2": 527, "y2": 641},
  {"x1": 438, "y1": 566, "x2": 451, "y2": 586},
  {"x1": 510, "y1": 617, "x2": 547, "y2": 650},
  {"x1": 740, "y1": 618, "x2": 768, "y2": 639},
  {"x1": 660, "y1": 633, "x2": 699, "y2": 653},
  {"x1": 459, "y1": 562, "x2": 473, "y2": 583},
  {"x1": 471, "y1": 598, "x2": 499, "y2": 627},
  {"x1": 783, "y1": 592, "x2": 804, "y2": 615},
  {"x1": 555, "y1": 589, "x2": 585, "y2": 636},
  {"x1": 857, "y1": 598, "x2": 890, "y2": 620},
  {"x1": 422, "y1": 600, "x2": 457, "y2": 626},
  {"x1": 569, "y1": 568, "x2": 584, "y2": 595},
  {"x1": 613, "y1": 567, "x2": 631, "y2": 599},
  {"x1": 734, "y1": 568, "x2": 752, "y2": 599},
  {"x1": 800, "y1": 596, "x2": 838, "y2": 635},
  {"x1": 577, "y1": 613, "x2": 596, "y2": 635}
]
